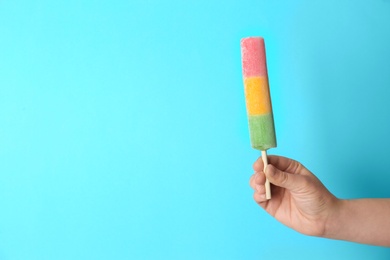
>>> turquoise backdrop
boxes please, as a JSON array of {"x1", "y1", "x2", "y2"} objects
[{"x1": 1, "y1": 0, "x2": 390, "y2": 259}]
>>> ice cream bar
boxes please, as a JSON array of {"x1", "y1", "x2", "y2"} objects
[{"x1": 241, "y1": 37, "x2": 277, "y2": 151}]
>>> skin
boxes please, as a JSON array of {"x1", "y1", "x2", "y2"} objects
[{"x1": 249, "y1": 155, "x2": 390, "y2": 246}]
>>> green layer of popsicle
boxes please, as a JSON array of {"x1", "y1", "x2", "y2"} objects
[{"x1": 248, "y1": 114, "x2": 277, "y2": 150}]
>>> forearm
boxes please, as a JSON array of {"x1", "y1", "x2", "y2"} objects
[{"x1": 324, "y1": 198, "x2": 390, "y2": 246}]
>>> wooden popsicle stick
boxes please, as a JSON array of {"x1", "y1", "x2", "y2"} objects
[{"x1": 261, "y1": 150, "x2": 271, "y2": 200}]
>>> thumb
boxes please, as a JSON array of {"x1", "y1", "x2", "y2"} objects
[{"x1": 265, "y1": 164, "x2": 302, "y2": 191}]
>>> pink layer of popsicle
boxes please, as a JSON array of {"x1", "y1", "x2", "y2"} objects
[{"x1": 241, "y1": 37, "x2": 267, "y2": 78}]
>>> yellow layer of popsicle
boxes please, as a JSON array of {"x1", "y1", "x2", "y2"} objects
[{"x1": 244, "y1": 76, "x2": 271, "y2": 115}]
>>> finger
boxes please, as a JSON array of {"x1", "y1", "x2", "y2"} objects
[
  {"x1": 249, "y1": 172, "x2": 266, "y2": 190},
  {"x1": 267, "y1": 156, "x2": 302, "y2": 173},
  {"x1": 255, "y1": 155, "x2": 309, "y2": 176},
  {"x1": 253, "y1": 155, "x2": 290, "y2": 172},
  {"x1": 249, "y1": 173, "x2": 256, "y2": 189},
  {"x1": 253, "y1": 157, "x2": 264, "y2": 172},
  {"x1": 255, "y1": 184, "x2": 265, "y2": 193},
  {"x1": 265, "y1": 164, "x2": 306, "y2": 191},
  {"x1": 253, "y1": 191, "x2": 267, "y2": 204},
  {"x1": 254, "y1": 171, "x2": 265, "y2": 185},
  {"x1": 249, "y1": 172, "x2": 265, "y2": 188}
]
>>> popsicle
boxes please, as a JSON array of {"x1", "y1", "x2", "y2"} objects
[{"x1": 241, "y1": 37, "x2": 277, "y2": 200}]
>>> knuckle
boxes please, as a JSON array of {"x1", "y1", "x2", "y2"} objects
[{"x1": 287, "y1": 160, "x2": 302, "y2": 174}]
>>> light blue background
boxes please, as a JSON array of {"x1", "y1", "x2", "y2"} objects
[{"x1": 1, "y1": 0, "x2": 390, "y2": 259}]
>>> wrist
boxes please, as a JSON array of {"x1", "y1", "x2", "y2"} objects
[{"x1": 323, "y1": 198, "x2": 346, "y2": 239}]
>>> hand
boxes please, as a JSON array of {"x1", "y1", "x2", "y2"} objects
[{"x1": 249, "y1": 155, "x2": 339, "y2": 237}]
